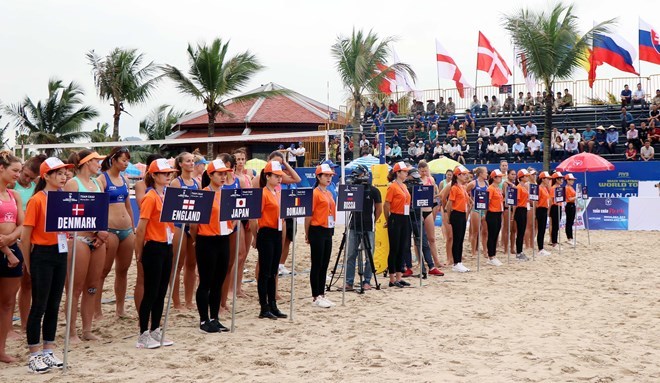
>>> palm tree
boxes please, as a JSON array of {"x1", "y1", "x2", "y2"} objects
[
  {"x1": 502, "y1": 2, "x2": 613, "y2": 170},
  {"x1": 89, "y1": 122, "x2": 112, "y2": 154},
  {"x1": 162, "y1": 38, "x2": 284, "y2": 159},
  {"x1": 87, "y1": 48, "x2": 161, "y2": 141},
  {"x1": 4, "y1": 79, "x2": 97, "y2": 156},
  {"x1": 0, "y1": 116, "x2": 10, "y2": 149},
  {"x1": 331, "y1": 29, "x2": 416, "y2": 159},
  {"x1": 139, "y1": 104, "x2": 189, "y2": 141}
]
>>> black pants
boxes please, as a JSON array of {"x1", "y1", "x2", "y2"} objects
[
  {"x1": 449, "y1": 210, "x2": 467, "y2": 264},
  {"x1": 565, "y1": 203, "x2": 576, "y2": 240},
  {"x1": 256, "y1": 228, "x2": 282, "y2": 306},
  {"x1": 550, "y1": 205, "x2": 560, "y2": 244},
  {"x1": 485, "y1": 211, "x2": 502, "y2": 257},
  {"x1": 26, "y1": 245, "x2": 67, "y2": 346},
  {"x1": 536, "y1": 207, "x2": 548, "y2": 250},
  {"x1": 387, "y1": 214, "x2": 410, "y2": 274},
  {"x1": 309, "y1": 226, "x2": 333, "y2": 298},
  {"x1": 514, "y1": 207, "x2": 527, "y2": 253},
  {"x1": 139, "y1": 241, "x2": 172, "y2": 333},
  {"x1": 195, "y1": 235, "x2": 230, "y2": 323}
]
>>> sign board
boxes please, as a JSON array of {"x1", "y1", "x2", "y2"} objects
[
  {"x1": 554, "y1": 186, "x2": 566, "y2": 204},
  {"x1": 529, "y1": 184, "x2": 539, "y2": 202},
  {"x1": 46, "y1": 191, "x2": 109, "y2": 232},
  {"x1": 475, "y1": 189, "x2": 488, "y2": 210},
  {"x1": 219, "y1": 188, "x2": 263, "y2": 221},
  {"x1": 337, "y1": 184, "x2": 364, "y2": 212},
  {"x1": 506, "y1": 187, "x2": 517, "y2": 206},
  {"x1": 413, "y1": 185, "x2": 434, "y2": 209},
  {"x1": 160, "y1": 188, "x2": 215, "y2": 224},
  {"x1": 498, "y1": 85, "x2": 512, "y2": 94},
  {"x1": 280, "y1": 188, "x2": 313, "y2": 218},
  {"x1": 582, "y1": 185, "x2": 588, "y2": 199}
]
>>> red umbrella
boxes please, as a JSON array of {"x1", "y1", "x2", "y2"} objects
[{"x1": 555, "y1": 152, "x2": 614, "y2": 172}]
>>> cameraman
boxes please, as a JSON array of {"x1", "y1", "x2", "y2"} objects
[{"x1": 345, "y1": 165, "x2": 382, "y2": 291}]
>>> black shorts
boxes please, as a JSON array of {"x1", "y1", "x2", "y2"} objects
[
  {"x1": 285, "y1": 218, "x2": 294, "y2": 242},
  {"x1": 422, "y1": 211, "x2": 432, "y2": 220},
  {"x1": 0, "y1": 243, "x2": 23, "y2": 278}
]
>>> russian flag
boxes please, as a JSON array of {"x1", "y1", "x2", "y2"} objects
[
  {"x1": 593, "y1": 31, "x2": 639, "y2": 75},
  {"x1": 639, "y1": 18, "x2": 660, "y2": 65}
]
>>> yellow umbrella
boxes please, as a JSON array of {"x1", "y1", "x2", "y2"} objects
[
  {"x1": 427, "y1": 156, "x2": 461, "y2": 175},
  {"x1": 245, "y1": 158, "x2": 267, "y2": 173}
]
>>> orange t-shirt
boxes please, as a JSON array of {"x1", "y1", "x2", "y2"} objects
[
  {"x1": 487, "y1": 184, "x2": 503, "y2": 212},
  {"x1": 516, "y1": 183, "x2": 529, "y2": 208},
  {"x1": 310, "y1": 187, "x2": 336, "y2": 227},
  {"x1": 449, "y1": 184, "x2": 469, "y2": 213},
  {"x1": 140, "y1": 189, "x2": 175, "y2": 243},
  {"x1": 258, "y1": 187, "x2": 281, "y2": 230},
  {"x1": 197, "y1": 187, "x2": 233, "y2": 236},
  {"x1": 24, "y1": 191, "x2": 59, "y2": 246},
  {"x1": 537, "y1": 185, "x2": 551, "y2": 209},
  {"x1": 566, "y1": 185, "x2": 576, "y2": 203},
  {"x1": 386, "y1": 181, "x2": 411, "y2": 215}
]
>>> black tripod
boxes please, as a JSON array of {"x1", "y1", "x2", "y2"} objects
[{"x1": 327, "y1": 211, "x2": 381, "y2": 293}]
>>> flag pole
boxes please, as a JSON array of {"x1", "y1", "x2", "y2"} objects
[{"x1": 474, "y1": 33, "x2": 479, "y2": 106}]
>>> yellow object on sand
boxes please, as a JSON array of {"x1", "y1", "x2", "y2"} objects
[{"x1": 371, "y1": 164, "x2": 390, "y2": 274}]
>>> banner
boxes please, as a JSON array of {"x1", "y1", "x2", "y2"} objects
[
  {"x1": 585, "y1": 197, "x2": 629, "y2": 230},
  {"x1": 219, "y1": 188, "x2": 263, "y2": 221},
  {"x1": 372, "y1": 164, "x2": 390, "y2": 273},
  {"x1": 160, "y1": 188, "x2": 215, "y2": 224},
  {"x1": 46, "y1": 192, "x2": 109, "y2": 232},
  {"x1": 280, "y1": 188, "x2": 313, "y2": 218}
]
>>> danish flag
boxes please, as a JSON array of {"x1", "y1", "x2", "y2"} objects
[
  {"x1": 72, "y1": 204, "x2": 85, "y2": 216},
  {"x1": 182, "y1": 199, "x2": 194, "y2": 210},
  {"x1": 477, "y1": 32, "x2": 512, "y2": 87}
]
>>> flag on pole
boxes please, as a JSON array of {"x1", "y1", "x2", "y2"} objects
[
  {"x1": 392, "y1": 49, "x2": 415, "y2": 92},
  {"x1": 375, "y1": 63, "x2": 396, "y2": 95},
  {"x1": 639, "y1": 18, "x2": 660, "y2": 65},
  {"x1": 514, "y1": 46, "x2": 536, "y2": 93},
  {"x1": 476, "y1": 32, "x2": 512, "y2": 87},
  {"x1": 593, "y1": 30, "x2": 639, "y2": 75},
  {"x1": 579, "y1": 47, "x2": 600, "y2": 89},
  {"x1": 435, "y1": 39, "x2": 473, "y2": 98}
]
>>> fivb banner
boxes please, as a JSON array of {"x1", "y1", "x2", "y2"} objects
[
  {"x1": 46, "y1": 192, "x2": 109, "y2": 232},
  {"x1": 160, "y1": 188, "x2": 215, "y2": 224}
]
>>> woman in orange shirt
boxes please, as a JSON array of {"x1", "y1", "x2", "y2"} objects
[
  {"x1": 514, "y1": 169, "x2": 530, "y2": 261},
  {"x1": 304, "y1": 163, "x2": 336, "y2": 308},
  {"x1": 549, "y1": 172, "x2": 564, "y2": 247},
  {"x1": 251, "y1": 161, "x2": 287, "y2": 319},
  {"x1": 20, "y1": 157, "x2": 73, "y2": 373},
  {"x1": 564, "y1": 173, "x2": 577, "y2": 243},
  {"x1": 485, "y1": 170, "x2": 504, "y2": 266},
  {"x1": 446, "y1": 165, "x2": 472, "y2": 272},
  {"x1": 384, "y1": 162, "x2": 413, "y2": 287},
  {"x1": 190, "y1": 159, "x2": 233, "y2": 333},
  {"x1": 134, "y1": 159, "x2": 177, "y2": 349},
  {"x1": 536, "y1": 172, "x2": 552, "y2": 256}
]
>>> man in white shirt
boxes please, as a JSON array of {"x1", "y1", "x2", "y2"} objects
[
  {"x1": 565, "y1": 135, "x2": 579, "y2": 156},
  {"x1": 527, "y1": 135, "x2": 542, "y2": 162},
  {"x1": 478, "y1": 125, "x2": 490, "y2": 138},
  {"x1": 492, "y1": 122, "x2": 505, "y2": 139},
  {"x1": 494, "y1": 138, "x2": 509, "y2": 161},
  {"x1": 295, "y1": 142, "x2": 306, "y2": 167},
  {"x1": 525, "y1": 121, "x2": 538, "y2": 138},
  {"x1": 505, "y1": 119, "x2": 517, "y2": 144},
  {"x1": 632, "y1": 83, "x2": 647, "y2": 109},
  {"x1": 511, "y1": 137, "x2": 526, "y2": 163},
  {"x1": 286, "y1": 143, "x2": 297, "y2": 167},
  {"x1": 640, "y1": 140, "x2": 654, "y2": 161}
]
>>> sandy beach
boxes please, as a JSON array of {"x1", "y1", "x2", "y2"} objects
[{"x1": 3, "y1": 229, "x2": 659, "y2": 382}]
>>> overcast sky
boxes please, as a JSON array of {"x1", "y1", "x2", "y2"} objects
[{"x1": 1, "y1": 0, "x2": 657, "y2": 147}]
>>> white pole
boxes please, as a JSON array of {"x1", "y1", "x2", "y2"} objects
[
  {"x1": 289, "y1": 219, "x2": 296, "y2": 321},
  {"x1": 419, "y1": 214, "x2": 423, "y2": 286},
  {"x1": 230, "y1": 223, "x2": 241, "y2": 332},
  {"x1": 584, "y1": 172, "x2": 591, "y2": 245},
  {"x1": 325, "y1": 130, "x2": 330, "y2": 162},
  {"x1": 63, "y1": 232, "x2": 78, "y2": 373},
  {"x1": 476, "y1": 212, "x2": 481, "y2": 271},
  {"x1": 161, "y1": 223, "x2": 186, "y2": 347},
  {"x1": 507, "y1": 205, "x2": 511, "y2": 265},
  {"x1": 558, "y1": 206, "x2": 562, "y2": 257}
]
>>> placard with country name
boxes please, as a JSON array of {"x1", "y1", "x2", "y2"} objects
[
  {"x1": 529, "y1": 184, "x2": 539, "y2": 202},
  {"x1": 413, "y1": 185, "x2": 434, "y2": 209},
  {"x1": 45, "y1": 191, "x2": 109, "y2": 232},
  {"x1": 554, "y1": 186, "x2": 565, "y2": 203},
  {"x1": 219, "y1": 188, "x2": 263, "y2": 221},
  {"x1": 280, "y1": 188, "x2": 313, "y2": 218},
  {"x1": 506, "y1": 187, "x2": 517, "y2": 206},
  {"x1": 337, "y1": 184, "x2": 364, "y2": 212},
  {"x1": 475, "y1": 189, "x2": 489, "y2": 210},
  {"x1": 160, "y1": 188, "x2": 215, "y2": 224},
  {"x1": 581, "y1": 185, "x2": 588, "y2": 199}
]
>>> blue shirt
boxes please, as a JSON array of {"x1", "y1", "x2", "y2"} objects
[
  {"x1": 621, "y1": 112, "x2": 634, "y2": 123},
  {"x1": 621, "y1": 89, "x2": 632, "y2": 100},
  {"x1": 606, "y1": 131, "x2": 619, "y2": 144},
  {"x1": 582, "y1": 130, "x2": 596, "y2": 141},
  {"x1": 512, "y1": 142, "x2": 525, "y2": 153}
]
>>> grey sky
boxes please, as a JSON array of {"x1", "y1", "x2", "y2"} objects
[{"x1": 1, "y1": 0, "x2": 657, "y2": 146}]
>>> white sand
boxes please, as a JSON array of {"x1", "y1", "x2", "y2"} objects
[{"x1": 3, "y1": 229, "x2": 659, "y2": 382}]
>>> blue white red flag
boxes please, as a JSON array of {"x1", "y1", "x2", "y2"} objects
[
  {"x1": 639, "y1": 18, "x2": 660, "y2": 65},
  {"x1": 593, "y1": 31, "x2": 639, "y2": 75}
]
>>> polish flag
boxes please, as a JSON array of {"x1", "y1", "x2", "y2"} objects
[
  {"x1": 477, "y1": 32, "x2": 512, "y2": 87},
  {"x1": 376, "y1": 63, "x2": 396, "y2": 95},
  {"x1": 435, "y1": 39, "x2": 473, "y2": 98}
]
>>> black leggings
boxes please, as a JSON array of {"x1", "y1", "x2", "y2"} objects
[
  {"x1": 550, "y1": 205, "x2": 560, "y2": 244},
  {"x1": 195, "y1": 235, "x2": 230, "y2": 323},
  {"x1": 514, "y1": 207, "x2": 527, "y2": 253},
  {"x1": 485, "y1": 211, "x2": 502, "y2": 257},
  {"x1": 308, "y1": 225, "x2": 334, "y2": 298},
  {"x1": 256, "y1": 228, "x2": 282, "y2": 306},
  {"x1": 139, "y1": 241, "x2": 172, "y2": 333},
  {"x1": 449, "y1": 210, "x2": 467, "y2": 264},
  {"x1": 387, "y1": 214, "x2": 411, "y2": 274},
  {"x1": 565, "y1": 203, "x2": 576, "y2": 240},
  {"x1": 536, "y1": 207, "x2": 548, "y2": 250},
  {"x1": 26, "y1": 245, "x2": 67, "y2": 346}
]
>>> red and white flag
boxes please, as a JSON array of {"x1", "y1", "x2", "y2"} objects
[
  {"x1": 392, "y1": 49, "x2": 415, "y2": 92},
  {"x1": 375, "y1": 62, "x2": 396, "y2": 95},
  {"x1": 477, "y1": 32, "x2": 512, "y2": 87},
  {"x1": 72, "y1": 204, "x2": 85, "y2": 216},
  {"x1": 514, "y1": 46, "x2": 536, "y2": 93},
  {"x1": 435, "y1": 39, "x2": 473, "y2": 98}
]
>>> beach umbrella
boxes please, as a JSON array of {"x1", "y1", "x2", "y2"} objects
[
  {"x1": 124, "y1": 163, "x2": 142, "y2": 177},
  {"x1": 427, "y1": 156, "x2": 461, "y2": 174},
  {"x1": 135, "y1": 162, "x2": 147, "y2": 175},
  {"x1": 167, "y1": 157, "x2": 175, "y2": 167},
  {"x1": 245, "y1": 158, "x2": 267, "y2": 173},
  {"x1": 345, "y1": 155, "x2": 382, "y2": 170}
]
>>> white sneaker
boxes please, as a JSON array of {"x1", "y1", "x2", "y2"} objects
[
  {"x1": 320, "y1": 295, "x2": 336, "y2": 307},
  {"x1": 41, "y1": 352, "x2": 63, "y2": 369},
  {"x1": 278, "y1": 264, "x2": 291, "y2": 276},
  {"x1": 516, "y1": 253, "x2": 530, "y2": 262},
  {"x1": 452, "y1": 263, "x2": 470, "y2": 273},
  {"x1": 487, "y1": 258, "x2": 503, "y2": 266},
  {"x1": 150, "y1": 328, "x2": 174, "y2": 347},
  {"x1": 313, "y1": 297, "x2": 331, "y2": 308},
  {"x1": 27, "y1": 354, "x2": 50, "y2": 374},
  {"x1": 538, "y1": 249, "x2": 551, "y2": 256},
  {"x1": 136, "y1": 330, "x2": 161, "y2": 349}
]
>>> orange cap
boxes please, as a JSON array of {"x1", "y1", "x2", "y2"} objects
[
  {"x1": 392, "y1": 161, "x2": 412, "y2": 173},
  {"x1": 551, "y1": 171, "x2": 564, "y2": 179},
  {"x1": 206, "y1": 159, "x2": 233, "y2": 175},
  {"x1": 263, "y1": 160, "x2": 285, "y2": 176},
  {"x1": 517, "y1": 169, "x2": 529, "y2": 178},
  {"x1": 490, "y1": 169, "x2": 503, "y2": 178},
  {"x1": 315, "y1": 163, "x2": 336, "y2": 175},
  {"x1": 79, "y1": 151, "x2": 105, "y2": 166},
  {"x1": 147, "y1": 158, "x2": 177, "y2": 174},
  {"x1": 40, "y1": 157, "x2": 74, "y2": 177},
  {"x1": 453, "y1": 165, "x2": 469, "y2": 175},
  {"x1": 564, "y1": 173, "x2": 576, "y2": 180},
  {"x1": 538, "y1": 171, "x2": 551, "y2": 179}
]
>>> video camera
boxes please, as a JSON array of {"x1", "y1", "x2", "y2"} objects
[
  {"x1": 404, "y1": 167, "x2": 423, "y2": 187},
  {"x1": 345, "y1": 164, "x2": 371, "y2": 185}
]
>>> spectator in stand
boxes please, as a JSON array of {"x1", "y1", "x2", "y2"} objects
[
  {"x1": 505, "y1": 119, "x2": 517, "y2": 144},
  {"x1": 492, "y1": 121, "x2": 505, "y2": 140},
  {"x1": 511, "y1": 137, "x2": 526, "y2": 163},
  {"x1": 565, "y1": 134, "x2": 579, "y2": 157},
  {"x1": 478, "y1": 125, "x2": 490, "y2": 139},
  {"x1": 405, "y1": 126, "x2": 415, "y2": 144},
  {"x1": 426, "y1": 99, "x2": 436, "y2": 117},
  {"x1": 427, "y1": 112, "x2": 439, "y2": 126},
  {"x1": 380, "y1": 102, "x2": 395, "y2": 122},
  {"x1": 594, "y1": 126, "x2": 607, "y2": 154},
  {"x1": 652, "y1": 89, "x2": 660, "y2": 107},
  {"x1": 640, "y1": 140, "x2": 654, "y2": 161},
  {"x1": 502, "y1": 93, "x2": 515, "y2": 116},
  {"x1": 560, "y1": 128, "x2": 570, "y2": 143},
  {"x1": 391, "y1": 142, "x2": 402, "y2": 162},
  {"x1": 632, "y1": 83, "x2": 647, "y2": 109},
  {"x1": 363, "y1": 102, "x2": 374, "y2": 122},
  {"x1": 433, "y1": 141, "x2": 443, "y2": 159},
  {"x1": 446, "y1": 114, "x2": 459, "y2": 131},
  {"x1": 442, "y1": 138, "x2": 452, "y2": 154},
  {"x1": 384, "y1": 142, "x2": 392, "y2": 159},
  {"x1": 416, "y1": 125, "x2": 427, "y2": 142},
  {"x1": 581, "y1": 125, "x2": 596, "y2": 153},
  {"x1": 459, "y1": 139, "x2": 469, "y2": 164},
  {"x1": 464, "y1": 110, "x2": 477, "y2": 132},
  {"x1": 639, "y1": 122, "x2": 650, "y2": 143},
  {"x1": 470, "y1": 95, "x2": 481, "y2": 117},
  {"x1": 446, "y1": 97, "x2": 456, "y2": 116},
  {"x1": 624, "y1": 142, "x2": 637, "y2": 161},
  {"x1": 436, "y1": 97, "x2": 447, "y2": 118},
  {"x1": 415, "y1": 100, "x2": 425, "y2": 116},
  {"x1": 407, "y1": 142, "x2": 416, "y2": 161},
  {"x1": 514, "y1": 124, "x2": 526, "y2": 143},
  {"x1": 423, "y1": 142, "x2": 433, "y2": 162},
  {"x1": 552, "y1": 136, "x2": 565, "y2": 161},
  {"x1": 429, "y1": 124, "x2": 439, "y2": 143},
  {"x1": 527, "y1": 135, "x2": 542, "y2": 162},
  {"x1": 557, "y1": 89, "x2": 573, "y2": 112},
  {"x1": 569, "y1": 127, "x2": 581, "y2": 145},
  {"x1": 494, "y1": 137, "x2": 509, "y2": 161},
  {"x1": 648, "y1": 104, "x2": 659, "y2": 125},
  {"x1": 391, "y1": 128, "x2": 402, "y2": 147},
  {"x1": 552, "y1": 91, "x2": 562, "y2": 112},
  {"x1": 475, "y1": 137, "x2": 488, "y2": 164},
  {"x1": 359, "y1": 134, "x2": 369, "y2": 148},
  {"x1": 651, "y1": 120, "x2": 660, "y2": 143},
  {"x1": 412, "y1": 113, "x2": 424, "y2": 129},
  {"x1": 486, "y1": 137, "x2": 497, "y2": 163},
  {"x1": 447, "y1": 124, "x2": 457, "y2": 139},
  {"x1": 550, "y1": 127, "x2": 560, "y2": 143},
  {"x1": 626, "y1": 123, "x2": 640, "y2": 150},
  {"x1": 523, "y1": 92, "x2": 534, "y2": 115},
  {"x1": 534, "y1": 91, "x2": 544, "y2": 113},
  {"x1": 489, "y1": 95, "x2": 501, "y2": 117},
  {"x1": 620, "y1": 107, "x2": 634, "y2": 134},
  {"x1": 620, "y1": 84, "x2": 632, "y2": 107},
  {"x1": 525, "y1": 121, "x2": 538, "y2": 139},
  {"x1": 516, "y1": 92, "x2": 525, "y2": 115},
  {"x1": 606, "y1": 126, "x2": 619, "y2": 154},
  {"x1": 388, "y1": 99, "x2": 398, "y2": 116},
  {"x1": 448, "y1": 138, "x2": 462, "y2": 162},
  {"x1": 482, "y1": 96, "x2": 490, "y2": 117},
  {"x1": 457, "y1": 124, "x2": 467, "y2": 141}
]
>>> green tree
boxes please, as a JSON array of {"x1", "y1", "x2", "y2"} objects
[
  {"x1": 0, "y1": 116, "x2": 10, "y2": 149},
  {"x1": 331, "y1": 29, "x2": 415, "y2": 159},
  {"x1": 87, "y1": 48, "x2": 161, "y2": 141},
  {"x1": 162, "y1": 38, "x2": 284, "y2": 159},
  {"x1": 139, "y1": 104, "x2": 189, "y2": 141},
  {"x1": 502, "y1": 3, "x2": 613, "y2": 170},
  {"x1": 89, "y1": 122, "x2": 112, "y2": 154},
  {"x1": 4, "y1": 79, "x2": 97, "y2": 156}
]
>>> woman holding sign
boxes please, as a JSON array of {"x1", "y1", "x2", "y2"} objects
[
  {"x1": 438, "y1": 169, "x2": 453, "y2": 267},
  {"x1": 384, "y1": 162, "x2": 413, "y2": 288},
  {"x1": 446, "y1": 166, "x2": 472, "y2": 273},
  {"x1": 466, "y1": 167, "x2": 488, "y2": 259},
  {"x1": 305, "y1": 163, "x2": 337, "y2": 307},
  {"x1": 190, "y1": 160, "x2": 233, "y2": 333},
  {"x1": 251, "y1": 161, "x2": 287, "y2": 319},
  {"x1": 536, "y1": 172, "x2": 552, "y2": 256},
  {"x1": 514, "y1": 169, "x2": 530, "y2": 261},
  {"x1": 21, "y1": 158, "x2": 73, "y2": 372},
  {"x1": 549, "y1": 172, "x2": 564, "y2": 247},
  {"x1": 63, "y1": 150, "x2": 107, "y2": 342},
  {"x1": 485, "y1": 170, "x2": 504, "y2": 266},
  {"x1": 564, "y1": 174, "x2": 577, "y2": 244},
  {"x1": 134, "y1": 159, "x2": 177, "y2": 349}
]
